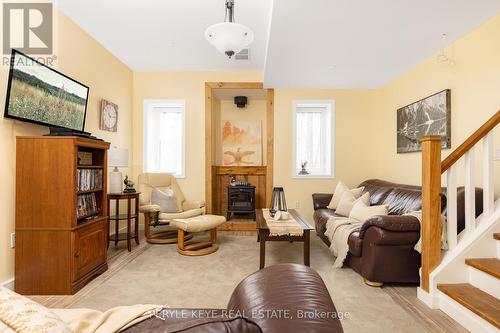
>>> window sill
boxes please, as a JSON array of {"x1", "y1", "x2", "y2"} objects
[
  {"x1": 292, "y1": 174, "x2": 334, "y2": 180},
  {"x1": 143, "y1": 172, "x2": 185, "y2": 179}
]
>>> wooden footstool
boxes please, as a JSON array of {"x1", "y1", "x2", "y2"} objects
[{"x1": 171, "y1": 215, "x2": 226, "y2": 256}]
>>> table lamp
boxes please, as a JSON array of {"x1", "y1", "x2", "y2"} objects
[{"x1": 108, "y1": 147, "x2": 128, "y2": 193}]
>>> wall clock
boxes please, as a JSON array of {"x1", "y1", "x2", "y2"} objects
[{"x1": 100, "y1": 99, "x2": 118, "y2": 132}]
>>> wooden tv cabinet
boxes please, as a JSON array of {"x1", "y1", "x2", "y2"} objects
[{"x1": 15, "y1": 136, "x2": 110, "y2": 295}]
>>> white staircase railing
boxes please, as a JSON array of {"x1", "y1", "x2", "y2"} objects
[
  {"x1": 420, "y1": 110, "x2": 500, "y2": 293},
  {"x1": 445, "y1": 131, "x2": 495, "y2": 250}
]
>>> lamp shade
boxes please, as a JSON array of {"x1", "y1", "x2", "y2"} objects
[
  {"x1": 205, "y1": 22, "x2": 254, "y2": 58},
  {"x1": 108, "y1": 147, "x2": 128, "y2": 168}
]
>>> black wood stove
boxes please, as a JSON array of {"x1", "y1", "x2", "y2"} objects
[{"x1": 227, "y1": 185, "x2": 256, "y2": 220}]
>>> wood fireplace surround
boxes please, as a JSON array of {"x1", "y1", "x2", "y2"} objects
[{"x1": 205, "y1": 82, "x2": 274, "y2": 231}]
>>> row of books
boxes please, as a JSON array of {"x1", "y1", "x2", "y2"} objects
[
  {"x1": 77, "y1": 169, "x2": 103, "y2": 191},
  {"x1": 77, "y1": 193, "x2": 99, "y2": 219}
]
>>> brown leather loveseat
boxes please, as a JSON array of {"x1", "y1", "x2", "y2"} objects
[
  {"x1": 124, "y1": 264, "x2": 344, "y2": 333},
  {"x1": 313, "y1": 179, "x2": 483, "y2": 286}
]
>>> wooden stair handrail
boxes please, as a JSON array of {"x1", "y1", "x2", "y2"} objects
[{"x1": 441, "y1": 110, "x2": 500, "y2": 173}]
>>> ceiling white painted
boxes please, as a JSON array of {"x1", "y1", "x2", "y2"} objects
[
  {"x1": 265, "y1": 0, "x2": 500, "y2": 88},
  {"x1": 57, "y1": 0, "x2": 500, "y2": 88},
  {"x1": 56, "y1": 0, "x2": 271, "y2": 71}
]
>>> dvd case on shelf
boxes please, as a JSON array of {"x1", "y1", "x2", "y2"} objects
[{"x1": 77, "y1": 169, "x2": 103, "y2": 191}]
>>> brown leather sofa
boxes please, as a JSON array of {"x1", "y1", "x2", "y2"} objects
[
  {"x1": 124, "y1": 264, "x2": 344, "y2": 333},
  {"x1": 313, "y1": 179, "x2": 483, "y2": 286}
]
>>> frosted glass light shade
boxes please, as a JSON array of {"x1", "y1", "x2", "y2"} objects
[
  {"x1": 205, "y1": 22, "x2": 254, "y2": 57},
  {"x1": 108, "y1": 147, "x2": 128, "y2": 167}
]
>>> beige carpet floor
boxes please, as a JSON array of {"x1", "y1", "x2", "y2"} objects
[{"x1": 35, "y1": 232, "x2": 465, "y2": 333}]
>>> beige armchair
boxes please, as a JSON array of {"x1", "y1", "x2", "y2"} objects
[{"x1": 138, "y1": 173, "x2": 205, "y2": 244}]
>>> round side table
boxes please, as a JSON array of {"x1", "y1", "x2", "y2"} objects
[{"x1": 107, "y1": 192, "x2": 141, "y2": 252}]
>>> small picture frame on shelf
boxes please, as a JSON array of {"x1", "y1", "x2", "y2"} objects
[{"x1": 77, "y1": 151, "x2": 93, "y2": 165}]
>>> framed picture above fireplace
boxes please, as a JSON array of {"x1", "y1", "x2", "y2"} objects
[
  {"x1": 396, "y1": 89, "x2": 451, "y2": 153},
  {"x1": 222, "y1": 120, "x2": 263, "y2": 166}
]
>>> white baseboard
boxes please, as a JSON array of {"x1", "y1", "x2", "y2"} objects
[
  {"x1": 439, "y1": 292, "x2": 498, "y2": 333},
  {"x1": 2, "y1": 278, "x2": 14, "y2": 290},
  {"x1": 417, "y1": 287, "x2": 440, "y2": 309}
]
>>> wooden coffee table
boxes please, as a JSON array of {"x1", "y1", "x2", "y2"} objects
[{"x1": 256, "y1": 209, "x2": 315, "y2": 269}]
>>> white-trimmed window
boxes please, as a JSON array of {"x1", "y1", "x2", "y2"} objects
[
  {"x1": 292, "y1": 100, "x2": 334, "y2": 178},
  {"x1": 143, "y1": 99, "x2": 186, "y2": 178}
]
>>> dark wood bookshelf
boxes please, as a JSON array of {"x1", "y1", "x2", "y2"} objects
[
  {"x1": 77, "y1": 211, "x2": 102, "y2": 221},
  {"x1": 74, "y1": 215, "x2": 108, "y2": 230},
  {"x1": 77, "y1": 165, "x2": 105, "y2": 169},
  {"x1": 15, "y1": 136, "x2": 110, "y2": 295},
  {"x1": 77, "y1": 188, "x2": 104, "y2": 195}
]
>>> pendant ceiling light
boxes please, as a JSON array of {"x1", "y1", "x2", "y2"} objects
[{"x1": 205, "y1": 0, "x2": 254, "y2": 58}]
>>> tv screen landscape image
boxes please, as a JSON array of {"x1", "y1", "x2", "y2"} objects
[{"x1": 4, "y1": 50, "x2": 89, "y2": 131}]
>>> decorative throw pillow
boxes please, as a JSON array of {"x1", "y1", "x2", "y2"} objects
[
  {"x1": 335, "y1": 192, "x2": 370, "y2": 217},
  {"x1": 151, "y1": 187, "x2": 181, "y2": 213},
  {"x1": 327, "y1": 181, "x2": 364, "y2": 210},
  {"x1": 169, "y1": 182, "x2": 186, "y2": 212},
  {"x1": 0, "y1": 287, "x2": 70, "y2": 333},
  {"x1": 349, "y1": 200, "x2": 388, "y2": 223}
]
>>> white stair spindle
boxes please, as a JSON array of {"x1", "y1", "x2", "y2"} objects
[
  {"x1": 482, "y1": 133, "x2": 494, "y2": 217},
  {"x1": 446, "y1": 166, "x2": 457, "y2": 249},
  {"x1": 464, "y1": 150, "x2": 476, "y2": 233}
]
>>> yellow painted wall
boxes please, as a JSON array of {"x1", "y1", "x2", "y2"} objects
[
  {"x1": 0, "y1": 10, "x2": 133, "y2": 284},
  {"x1": 132, "y1": 73, "x2": 375, "y2": 221},
  {"x1": 131, "y1": 71, "x2": 262, "y2": 201},
  {"x1": 371, "y1": 14, "x2": 500, "y2": 190},
  {"x1": 274, "y1": 89, "x2": 376, "y2": 220}
]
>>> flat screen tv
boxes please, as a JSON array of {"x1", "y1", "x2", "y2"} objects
[{"x1": 4, "y1": 49, "x2": 89, "y2": 132}]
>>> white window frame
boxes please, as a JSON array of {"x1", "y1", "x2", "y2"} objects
[
  {"x1": 143, "y1": 99, "x2": 186, "y2": 178},
  {"x1": 292, "y1": 100, "x2": 335, "y2": 179}
]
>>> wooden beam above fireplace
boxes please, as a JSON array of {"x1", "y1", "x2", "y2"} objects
[{"x1": 215, "y1": 166, "x2": 266, "y2": 175}]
